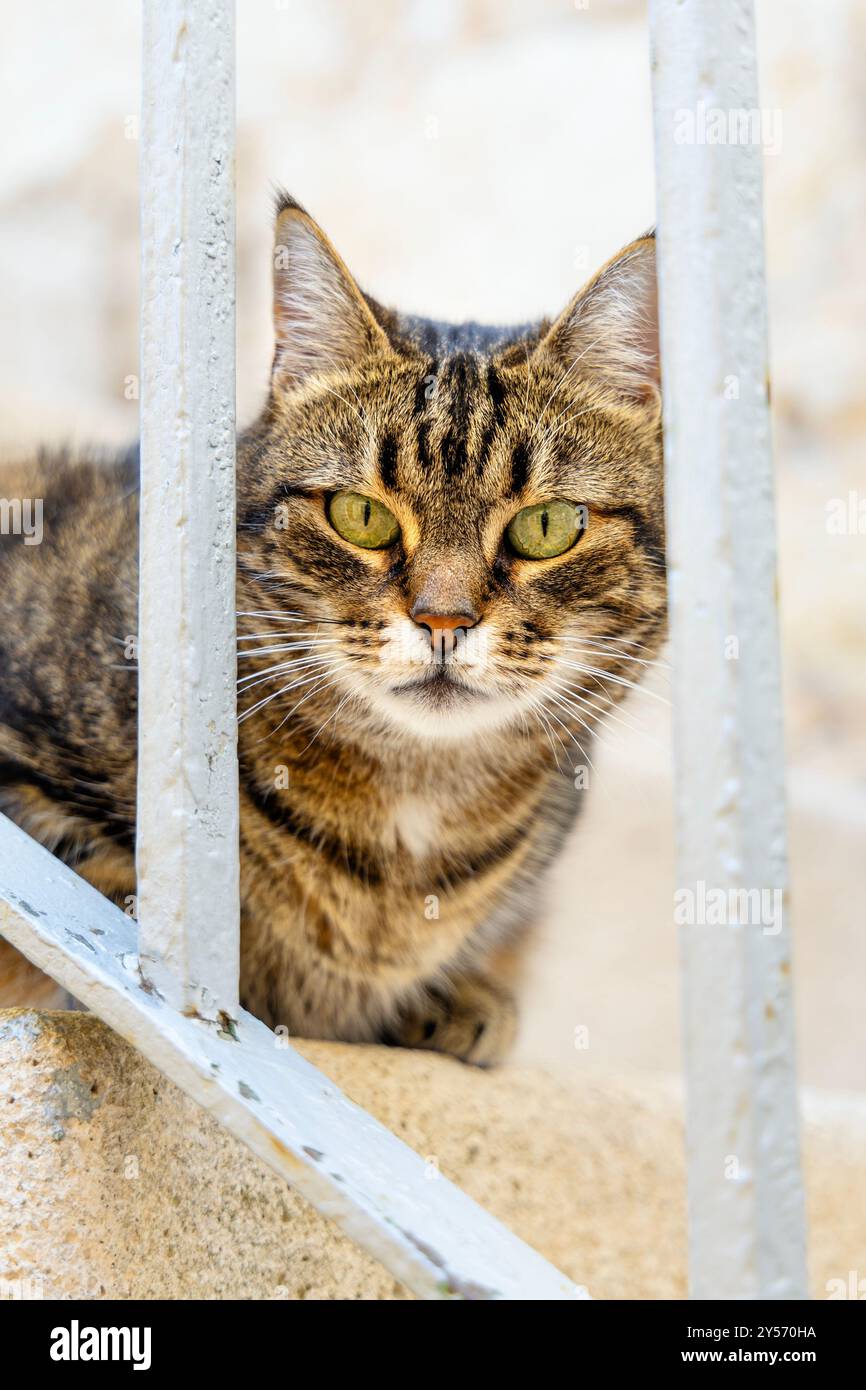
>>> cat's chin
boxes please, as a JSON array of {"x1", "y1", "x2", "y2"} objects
[{"x1": 370, "y1": 676, "x2": 521, "y2": 742}]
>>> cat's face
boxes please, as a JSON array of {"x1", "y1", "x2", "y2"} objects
[{"x1": 238, "y1": 197, "x2": 666, "y2": 744}]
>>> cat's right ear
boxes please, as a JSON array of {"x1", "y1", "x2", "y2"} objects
[
  {"x1": 534, "y1": 233, "x2": 660, "y2": 416},
  {"x1": 271, "y1": 194, "x2": 390, "y2": 391}
]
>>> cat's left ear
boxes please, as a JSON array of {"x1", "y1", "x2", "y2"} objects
[
  {"x1": 271, "y1": 194, "x2": 391, "y2": 391},
  {"x1": 534, "y1": 234, "x2": 660, "y2": 415}
]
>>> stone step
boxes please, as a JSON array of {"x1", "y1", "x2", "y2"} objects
[{"x1": 0, "y1": 1009, "x2": 863, "y2": 1300}]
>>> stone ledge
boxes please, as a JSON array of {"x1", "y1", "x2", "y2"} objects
[{"x1": 0, "y1": 1009, "x2": 862, "y2": 1300}]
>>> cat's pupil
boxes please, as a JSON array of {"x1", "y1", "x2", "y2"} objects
[
  {"x1": 541, "y1": 509, "x2": 549, "y2": 537},
  {"x1": 363, "y1": 499, "x2": 371, "y2": 527}
]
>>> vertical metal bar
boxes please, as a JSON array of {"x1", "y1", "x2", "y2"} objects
[
  {"x1": 649, "y1": 0, "x2": 808, "y2": 1298},
  {"x1": 138, "y1": 0, "x2": 239, "y2": 1013}
]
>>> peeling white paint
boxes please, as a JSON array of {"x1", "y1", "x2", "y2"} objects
[{"x1": 650, "y1": 0, "x2": 808, "y2": 1299}]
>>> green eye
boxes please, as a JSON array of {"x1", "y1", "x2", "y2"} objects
[
  {"x1": 507, "y1": 500, "x2": 585, "y2": 559},
  {"x1": 328, "y1": 491, "x2": 400, "y2": 549}
]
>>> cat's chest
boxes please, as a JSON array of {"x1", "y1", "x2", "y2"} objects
[{"x1": 380, "y1": 794, "x2": 442, "y2": 860}]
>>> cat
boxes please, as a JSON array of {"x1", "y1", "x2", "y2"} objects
[{"x1": 0, "y1": 193, "x2": 666, "y2": 1065}]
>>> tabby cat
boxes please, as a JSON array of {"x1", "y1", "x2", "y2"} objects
[{"x1": 0, "y1": 195, "x2": 665, "y2": 1064}]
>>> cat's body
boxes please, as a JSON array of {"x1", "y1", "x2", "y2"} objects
[{"x1": 0, "y1": 197, "x2": 666, "y2": 1063}]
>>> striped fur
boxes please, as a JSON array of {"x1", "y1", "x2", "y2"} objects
[{"x1": 0, "y1": 199, "x2": 666, "y2": 1064}]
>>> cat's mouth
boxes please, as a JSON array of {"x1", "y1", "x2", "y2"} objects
[
  {"x1": 391, "y1": 669, "x2": 488, "y2": 704},
  {"x1": 372, "y1": 664, "x2": 524, "y2": 739}
]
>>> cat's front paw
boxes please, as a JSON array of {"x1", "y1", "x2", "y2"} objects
[{"x1": 386, "y1": 976, "x2": 517, "y2": 1067}]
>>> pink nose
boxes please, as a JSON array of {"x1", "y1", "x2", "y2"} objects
[{"x1": 411, "y1": 609, "x2": 478, "y2": 651}]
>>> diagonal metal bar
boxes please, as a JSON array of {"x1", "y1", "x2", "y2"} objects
[{"x1": 0, "y1": 814, "x2": 585, "y2": 1301}]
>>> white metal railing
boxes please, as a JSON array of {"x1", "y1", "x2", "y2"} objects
[
  {"x1": 649, "y1": 0, "x2": 807, "y2": 1298},
  {"x1": 138, "y1": 0, "x2": 240, "y2": 1016},
  {"x1": 0, "y1": 0, "x2": 806, "y2": 1300}
]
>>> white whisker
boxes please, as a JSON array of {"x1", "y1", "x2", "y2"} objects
[
  {"x1": 524, "y1": 695, "x2": 567, "y2": 773},
  {"x1": 238, "y1": 661, "x2": 345, "y2": 721},
  {"x1": 264, "y1": 668, "x2": 353, "y2": 740},
  {"x1": 557, "y1": 640, "x2": 670, "y2": 672},
  {"x1": 237, "y1": 609, "x2": 345, "y2": 626},
  {"x1": 547, "y1": 675, "x2": 640, "y2": 742},
  {"x1": 540, "y1": 693, "x2": 605, "y2": 782},
  {"x1": 238, "y1": 630, "x2": 338, "y2": 643},
  {"x1": 553, "y1": 659, "x2": 671, "y2": 706},
  {"x1": 237, "y1": 638, "x2": 340, "y2": 661},
  {"x1": 237, "y1": 655, "x2": 336, "y2": 694}
]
